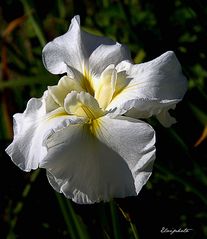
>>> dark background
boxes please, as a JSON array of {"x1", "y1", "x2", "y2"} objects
[{"x1": 1, "y1": 0, "x2": 207, "y2": 238}]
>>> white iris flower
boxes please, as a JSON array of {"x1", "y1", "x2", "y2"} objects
[{"x1": 6, "y1": 16, "x2": 187, "y2": 204}]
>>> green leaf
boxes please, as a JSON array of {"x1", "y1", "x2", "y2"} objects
[{"x1": 110, "y1": 200, "x2": 122, "y2": 239}]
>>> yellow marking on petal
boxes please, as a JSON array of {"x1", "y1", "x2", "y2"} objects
[
  {"x1": 95, "y1": 65, "x2": 117, "y2": 109},
  {"x1": 112, "y1": 71, "x2": 128, "y2": 98},
  {"x1": 82, "y1": 67, "x2": 94, "y2": 96},
  {"x1": 90, "y1": 118, "x2": 100, "y2": 136},
  {"x1": 75, "y1": 103, "x2": 97, "y2": 119},
  {"x1": 89, "y1": 118, "x2": 104, "y2": 138},
  {"x1": 46, "y1": 107, "x2": 68, "y2": 121},
  {"x1": 110, "y1": 79, "x2": 151, "y2": 104},
  {"x1": 64, "y1": 91, "x2": 105, "y2": 120}
]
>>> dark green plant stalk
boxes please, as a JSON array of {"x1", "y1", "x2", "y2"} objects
[
  {"x1": 55, "y1": 193, "x2": 78, "y2": 239},
  {"x1": 155, "y1": 164, "x2": 207, "y2": 206},
  {"x1": 20, "y1": 0, "x2": 46, "y2": 47},
  {"x1": 110, "y1": 200, "x2": 122, "y2": 239},
  {"x1": 66, "y1": 199, "x2": 90, "y2": 239},
  {"x1": 130, "y1": 222, "x2": 139, "y2": 239},
  {"x1": 56, "y1": 194, "x2": 90, "y2": 239},
  {"x1": 97, "y1": 203, "x2": 112, "y2": 239},
  {"x1": 118, "y1": 206, "x2": 140, "y2": 239}
]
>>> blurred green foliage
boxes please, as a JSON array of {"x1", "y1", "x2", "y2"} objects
[{"x1": 1, "y1": 0, "x2": 207, "y2": 238}]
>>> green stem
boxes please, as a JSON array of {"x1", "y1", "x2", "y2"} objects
[
  {"x1": 130, "y1": 221, "x2": 140, "y2": 239},
  {"x1": 110, "y1": 200, "x2": 122, "y2": 239},
  {"x1": 118, "y1": 205, "x2": 140, "y2": 239},
  {"x1": 55, "y1": 193, "x2": 77, "y2": 239},
  {"x1": 66, "y1": 200, "x2": 90, "y2": 239},
  {"x1": 20, "y1": 0, "x2": 46, "y2": 47}
]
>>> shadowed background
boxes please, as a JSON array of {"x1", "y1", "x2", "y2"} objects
[{"x1": 1, "y1": 0, "x2": 207, "y2": 238}]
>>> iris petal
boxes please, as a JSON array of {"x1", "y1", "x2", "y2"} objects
[
  {"x1": 6, "y1": 94, "x2": 84, "y2": 171},
  {"x1": 94, "y1": 116, "x2": 156, "y2": 194},
  {"x1": 94, "y1": 64, "x2": 117, "y2": 109},
  {"x1": 107, "y1": 51, "x2": 187, "y2": 126},
  {"x1": 48, "y1": 76, "x2": 84, "y2": 107},
  {"x1": 40, "y1": 115, "x2": 155, "y2": 204},
  {"x1": 42, "y1": 15, "x2": 131, "y2": 78}
]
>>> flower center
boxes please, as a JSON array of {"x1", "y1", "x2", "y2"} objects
[
  {"x1": 47, "y1": 65, "x2": 129, "y2": 120},
  {"x1": 64, "y1": 91, "x2": 105, "y2": 120}
]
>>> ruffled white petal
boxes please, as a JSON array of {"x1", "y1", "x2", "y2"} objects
[
  {"x1": 123, "y1": 99, "x2": 179, "y2": 127},
  {"x1": 94, "y1": 116, "x2": 156, "y2": 194},
  {"x1": 107, "y1": 51, "x2": 187, "y2": 126},
  {"x1": 5, "y1": 95, "x2": 83, "y2": 171},
  {"x1": 41, "y1": 123, "x2": 136, "y2": 204},
  {"x1": 42, "y1": 15, "x2": 131, "y2": 77},
  {"x1": 5, "y1": 97, "x2": 46, "y2": 171},
  {"x1": 40, "y1": 115, "x2": 155, "y2": 203}
]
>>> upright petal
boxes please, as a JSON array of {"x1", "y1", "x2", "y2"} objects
[
  {"x1": 107, "y1": 51, "x2": 187, "y2": 126},
  {"x1": 48, "y1": 76, "x2": 84, "y2": 107},
  {"x1": 41, "y1": 123, "x2": 137, "y2": 204},
  {"x1": 89, "y1": 43, "x2": 131, "y2": 77},
  {"x1": 42, "y1": 15, "x2": 129, "y2": 77},
  {"x1": 42, "y1": 16, "x2": 82, "y2": 74},
  {"x1": 94, "y1": 64, "x2": 117, "y2": 109}
]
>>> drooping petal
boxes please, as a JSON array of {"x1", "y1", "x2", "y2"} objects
[
  {"x1": 41, "y1": 115, "x2": 155, "y2": 204},
  {"x1": 42, "y1": 15, "x2": 130, "y2": 77},
  {"x1": 5, "y1": 95, "x2": 83, "y2": 171},
  {"x1": 156, "y1": 104, "x2": 177, "y2": 127},
  {"x1": 122, "y1": 98, "x2": 179, "y2": 127},
  {"x1": 64, "y1": 91, "x2": 105, "y2": 119},
  {"x1": 93, "y1": 116, "x2": 156, "y2": 194},
  {"x1": 41, "y1": 123, "x2": 137, "y2": 204},
  {"x1": 107, "y1": 51, "x2": 187, "y2": 126}
]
